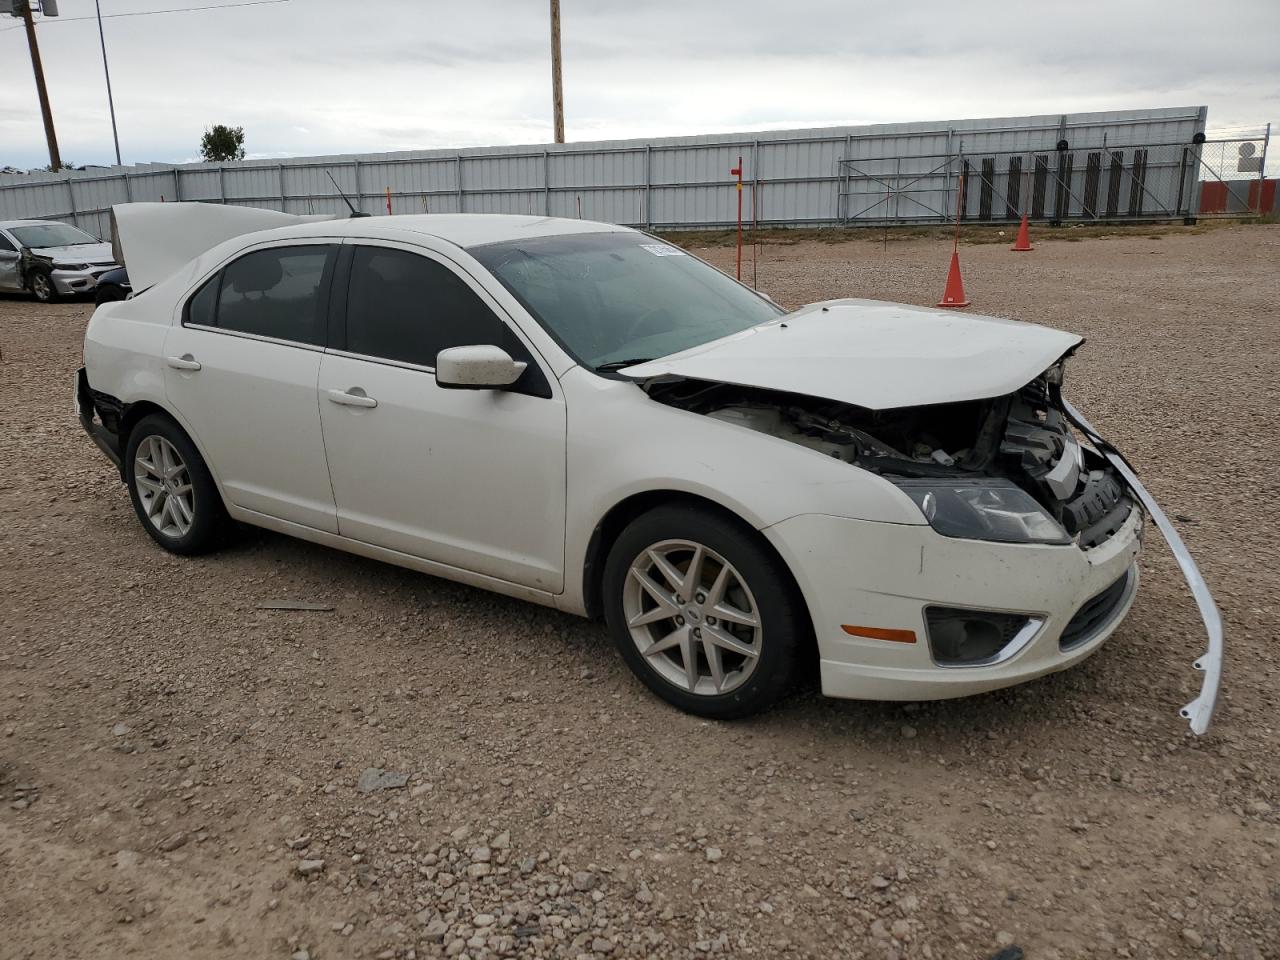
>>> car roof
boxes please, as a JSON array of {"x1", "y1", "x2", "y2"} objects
[{"x1": 282, "y1": 213, "x2": 633, "y2": 250}]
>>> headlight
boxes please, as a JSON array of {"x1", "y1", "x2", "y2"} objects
[
  {"x1": 894, "y1": 478, "x2": 1072, "y2": 545},
  {"x1": 54, "y1": 262, "x2": 90, "y2": 271}
]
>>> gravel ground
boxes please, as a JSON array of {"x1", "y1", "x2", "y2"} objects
[{"x1": 2, "y1": 223, "x2": 1278, "y2": 960}]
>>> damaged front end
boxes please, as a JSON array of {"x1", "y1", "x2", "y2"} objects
[{"x1": 644, "y1": 360, "x2": 1222, "y2": 734}]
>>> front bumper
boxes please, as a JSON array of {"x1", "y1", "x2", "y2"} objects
[
  {"x1": 52, "y1": 264, "x2": 120, "y2": 295},
  {"x1": 765, "y1": 505, "x2": 1144, "y2": 703}
]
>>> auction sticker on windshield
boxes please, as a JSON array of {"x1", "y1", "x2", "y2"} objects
[{"x1": 639, "y1": 243, "x2": 686, "y2": 256}]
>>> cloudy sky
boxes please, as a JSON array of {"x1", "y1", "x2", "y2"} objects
[{"x1": 2, "y1": 0, "x2": 1277, "y2": 169}]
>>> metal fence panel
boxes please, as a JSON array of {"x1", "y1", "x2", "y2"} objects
[{"x1": 0, "y1": 106, "x2": 1221, "y2": 236}]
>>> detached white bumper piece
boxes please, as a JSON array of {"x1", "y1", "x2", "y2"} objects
[{"x1": 1062, "y1": 399, "x2": 1224, "y2": 735}]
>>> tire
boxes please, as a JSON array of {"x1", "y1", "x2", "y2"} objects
[
  {"x1": 602, "y1": 503, "x2": 807, "y2": 719},
  {"x1": 95, "y1": 284, "x2": 127, "y2": 305},
  {"x1": 28, "y1": 268, "x2": 58, "y2": 303},
  {"x1": 124, "y1": 414, "x2": 229, "y2": 555}
]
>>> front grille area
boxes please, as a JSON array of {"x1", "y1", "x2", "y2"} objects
[
  {"x1": 1059, "y1": 570, "x2": 1132, "y2": 651},
  {"x1": 1061, "y1": 470, "x2": 1130, "y2": 548}
]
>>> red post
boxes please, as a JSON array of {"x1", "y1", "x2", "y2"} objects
[
  {"x1": 731, "y1": 156, "x2": 743, "y2": 280},
  {"x1": 385, "y1": 187, "x2": 392, "y2": 215}
]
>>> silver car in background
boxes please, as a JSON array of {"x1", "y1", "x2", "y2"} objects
[{"x1": 0, "y1": 219, "x2": 121, "y2": 302}]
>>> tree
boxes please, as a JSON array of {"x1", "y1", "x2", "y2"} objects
[{"x1": 200, "y1": 125, "x2": 245, "y2": 163}]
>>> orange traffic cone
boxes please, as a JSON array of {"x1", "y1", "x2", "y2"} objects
[
  {"x1": 1011, "y1": 214, "x2": 1033, "y2": 252},
  {"x1": 936, "y1": 250, "x2": 970, "y2": 308}
]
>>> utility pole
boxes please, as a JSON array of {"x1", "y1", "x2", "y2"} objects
[
  {"x1": 94, "y1": 0, "x2": 122, "y2": 166},
  {"x1": 17, "y1": 1, "x2": 62, "y2": 171},
  {"x1": 549, "y1": 0, "x2": 564, "y2": 144}
]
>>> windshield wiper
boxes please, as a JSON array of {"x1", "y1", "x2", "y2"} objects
[{"x1": 594, "y1": 358, "x2": 655, "y2": 372}]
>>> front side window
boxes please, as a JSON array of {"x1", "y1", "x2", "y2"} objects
[
  {"x1": 344, "y1": 246, "x2": 504, "y2": 366},
  {"x1": 188, "y1": 245, "x2": 332, "y2": 346},
  {"x1": 9, "y1": 223, "x2": 99, "y2": 249},
  {"x1": 469, "y1": 232, "x2": 783, "y2": 370},
  {"x1": 0, "y1": 233, "x2": 16, "y2": 253}
]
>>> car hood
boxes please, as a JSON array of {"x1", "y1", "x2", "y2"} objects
[
  {"x1": 620, "y1": 299, "x2": 1084, "y2": 410},
  {"x1": 30, "y1": 242, "x2": 117, "y2": 265}
]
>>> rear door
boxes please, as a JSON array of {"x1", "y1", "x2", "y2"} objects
[
  {"x1": 163, "y1": 241, "x2": 340, "y2": 533},
  {"x1": 317, "y1": 240, "x2": 567, "y2": 591}
]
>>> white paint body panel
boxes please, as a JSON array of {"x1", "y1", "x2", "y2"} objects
[
  {"x1": 766, "y1": 508, "x2": 1141, "y2": 700},
  {"x1": 552, "y1": 365, "x2": 928, "y2": 614},
  {"x1": 623, "y1": 299, "x2": 1083, "y2": 410},
  {"x1": 80, "y1": 208, "x2": 1216, "y2": 731},
  {"x1": 318, "y1": 352, "x2": 567, "y2": 591},
  {"x1": 162, "y1": 325, "x2": 337, "y2": 533}
]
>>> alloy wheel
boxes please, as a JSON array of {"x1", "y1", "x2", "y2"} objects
[
  {"x1": 133, "y1": 435, "x2": 195, "y2": 538},
  {"x1": 621, "y1": 538, "x2": 763, "y2": 696},
  {"x1": 31, "y1": 274, "x2": 52, "y2": 301}
]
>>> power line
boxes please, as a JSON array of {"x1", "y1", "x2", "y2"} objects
[{"x1": 1, "y1": 0, "x2": 290, "y2": 33}]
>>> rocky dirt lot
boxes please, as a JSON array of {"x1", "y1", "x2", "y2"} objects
[{"x1": 2, "y1": 224, "x2": 1278, "y2": 960}]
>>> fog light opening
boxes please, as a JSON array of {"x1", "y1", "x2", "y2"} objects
[{"x1": 925, "y1": 608, "x2": 1035, "y2": 667}]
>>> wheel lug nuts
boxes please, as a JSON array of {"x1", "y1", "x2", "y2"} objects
[
  {"x1": 692, "y1": 627, "x2": 701, "y2": 638},
  {"x1": 706, "y1": 616, "x2": 717, "y2": 625},
  {"x1": 695, "y1": 592, "x2": 706, "y2": 603},
  {"x1": 675, "y1": 616, "x2": 685, "y2": 625},
  {"x1": 674, "y1": 595, "x2": 684, "y2": 605}
]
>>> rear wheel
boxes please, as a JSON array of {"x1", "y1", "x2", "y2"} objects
[
  {"x1": 602, "y1": 504, "x2": 806, "y2": 719},
  {"x1": 29, "y1": 268, "x2": 57, "y2": 303},
  {"x1": 124, "y1": 414, "x2": 229, "y2": 555}
]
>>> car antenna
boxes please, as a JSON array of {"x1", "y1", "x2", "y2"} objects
[{"x1": 327, "y1": 170, "x2": 371, "y2": 218}]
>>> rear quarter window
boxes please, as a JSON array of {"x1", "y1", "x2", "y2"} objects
[{"x1": 186, "y1": 275, "x2": 219, "y2": 327}]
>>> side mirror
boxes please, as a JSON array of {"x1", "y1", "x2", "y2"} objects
[{"x1": 435, "y1": 345, "x2": 527, "y2": 390}]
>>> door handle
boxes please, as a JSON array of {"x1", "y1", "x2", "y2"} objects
[
  {"x1": 326, "y1": 388, "x2": 378, "y2": 409},
  {"x1": 165, "y1": 354, "x2": 201, "y2": 371}
]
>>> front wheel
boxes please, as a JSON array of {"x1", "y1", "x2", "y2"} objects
[
  {"x1": 602, "y1": 504, "x2": 807, "y2": 719},
  {"x1": 124, "y1": 414, "x2": 229, "y2": 555},
  {"x1": 28, "y1": 268, "x2": 58, "y2": 303}
]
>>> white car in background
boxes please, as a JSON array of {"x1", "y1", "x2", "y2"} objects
[
  {"x1": 76, "y1": 205, "x2": 1222, "y2": 733},
  {"x1": 0, "y1": 219, "x2": 121, "y2": 301}
]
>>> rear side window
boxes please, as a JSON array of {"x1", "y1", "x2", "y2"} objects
[
  {"x1": 345, "y1": 246, "x2": 504, "y2": 367},
  {"x1": 185, "y1": 245, "x2": 333, "y2": 346}
]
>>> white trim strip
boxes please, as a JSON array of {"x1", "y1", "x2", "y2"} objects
[{"x1": 1063, "y1": 398, "x2": 1223, "y2": 735}]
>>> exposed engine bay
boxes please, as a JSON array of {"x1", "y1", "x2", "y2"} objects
[{"x1": 647, "y1": 367, "x2": 1133, "y2": 549}]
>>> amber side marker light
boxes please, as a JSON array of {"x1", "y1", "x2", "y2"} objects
[{"x1": 841, "y1": 625, "x2": 918, "y2": 644}]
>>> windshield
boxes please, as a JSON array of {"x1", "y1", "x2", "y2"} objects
[
  {"x1": 10, "y1": 223, "x2": 99, "y2": 249},
  {"x1": 470, "y1": 232, "x2": 783, "y2": 369}
]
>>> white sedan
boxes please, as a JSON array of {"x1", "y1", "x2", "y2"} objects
[{"x1": 76, "y1": 205, "x2": 1222, "y2": 732}]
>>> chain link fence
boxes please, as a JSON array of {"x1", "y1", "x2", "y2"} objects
[{"x1": 1195, "y1": 136, "x2": 1273, "y2": 217}]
